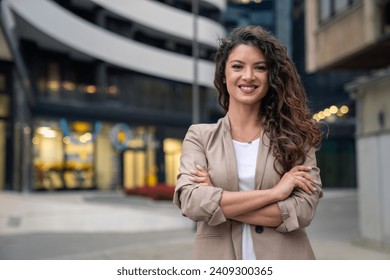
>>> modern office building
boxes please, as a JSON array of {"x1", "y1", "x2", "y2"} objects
[
  {"x1": 0, "y1": 0, "x2": 226, "y2": 192},
  {"x1": 305, "y1": 0, "x2": 390, "y2": 249}
]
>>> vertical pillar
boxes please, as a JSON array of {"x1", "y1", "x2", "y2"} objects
[
  {"x1": 192, "y1": 0, "x2": 200, "y2": 124},
  {"x1": 12, "y1": 70, "x2": 32, "y2": 192}
]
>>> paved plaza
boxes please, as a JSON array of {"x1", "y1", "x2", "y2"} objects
[{"x1": 0, "y1": 188, "x2": 389, "y2": 260}]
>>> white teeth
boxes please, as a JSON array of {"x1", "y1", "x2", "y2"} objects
[{"x1": 241, "y1": 86, "x2": 254, "y2": 91}]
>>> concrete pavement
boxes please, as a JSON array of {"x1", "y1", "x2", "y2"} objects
[{"x1": 0, "y1": 188, "x2": 389, "y2": 260}]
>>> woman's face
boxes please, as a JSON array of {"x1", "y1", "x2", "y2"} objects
[{"x1": 224, "y1": 44, "x2": 269, "y2": 109}]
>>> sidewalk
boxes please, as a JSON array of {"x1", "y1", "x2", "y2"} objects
[
  {"x1": 0, "y1": 190, "x2": 193, "y2": 235},
  {"x1": 0, "y1": 189, "x2": 389, "y2": 260}
]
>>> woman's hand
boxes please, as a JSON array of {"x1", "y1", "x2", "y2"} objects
[
  {"x1": 272, "y1": 165, "x2": 318, "y2": 201},
  {"x1": 189, "y1": 164, "x2": 213, "y2": 186}
]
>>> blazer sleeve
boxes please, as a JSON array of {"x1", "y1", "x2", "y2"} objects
[
  {"x1": 173, "y1": 125, "x2": 227, "y2": 226},
  {"x1": 275, "y1": 147, "x2": 323, "y2": 233}
]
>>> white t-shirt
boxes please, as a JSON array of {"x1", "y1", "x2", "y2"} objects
[{"x1": 232, "y1": 138, "x2": 260, "y2": 260}]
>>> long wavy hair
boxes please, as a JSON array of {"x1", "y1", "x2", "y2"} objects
[{"x1": 214, "y1": 26, "x2": 322, "y2": 174}]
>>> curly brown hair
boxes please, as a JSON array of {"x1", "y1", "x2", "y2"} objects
[{"x1": 214, "y1": 25, "x2": 322, "y2": 174}]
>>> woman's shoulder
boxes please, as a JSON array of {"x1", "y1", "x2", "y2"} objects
[
  {"x1": 188, "y1": 117, "x2": 226, "y2": 134},
  {"x1": 185, "y1": 117, "x2": 227, "y2": 142}
]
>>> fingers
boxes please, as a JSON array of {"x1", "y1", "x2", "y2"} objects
[
  {"x1": 291, "y1": 165, "x2": 312, "y2": 172},
  {"x1": 289, "y1": 166, "x2": 318, "y2": 194},
  {"x1": 189, "y1": 164, "x2": 212, "y2": 186},
  {"x1": 190, "y1": 164, "x2": 207, "y2": 177},
  {"x1": 189, "y1": 175, "x2": 206, "y2": 183},
  {"x1": 295, "y1": 172, "x2": 318, "y2": 191},
  {"x1": 294, "y1": 176, "x2": 315, "y2": 195}
]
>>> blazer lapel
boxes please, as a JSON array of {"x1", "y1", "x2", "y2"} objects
[
  {"x1": 222, "y1": 116, "x2": 239, "y2": 192},
  {"x1": 255, "y1": 132, "x2": 271, "y2": 190}
]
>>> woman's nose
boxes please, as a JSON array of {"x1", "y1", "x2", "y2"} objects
[{"x1": 242, "y1": 68, "x2": 254, "y2": 80}]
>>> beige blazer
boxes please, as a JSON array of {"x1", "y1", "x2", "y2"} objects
[{"x1": 173, "y1": 115, "x2": 323, "y2": 260}]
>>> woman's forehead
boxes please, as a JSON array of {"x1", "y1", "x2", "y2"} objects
[{"x1": 227, "y1": 44, "x2": 266, "y2": 61}]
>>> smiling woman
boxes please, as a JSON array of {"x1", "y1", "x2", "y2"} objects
[{"x1": 173, "y1": 25, "x2": 323, "y2": 260}]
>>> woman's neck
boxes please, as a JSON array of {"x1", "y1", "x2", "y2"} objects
[
  {"x1": 228, "y1": 110, "x2": 262, "y2": 144},
  {"x1": 227, "y1": 106, "x2": 261, "y2": 130}
]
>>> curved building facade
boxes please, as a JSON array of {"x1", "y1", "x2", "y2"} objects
[{"x1": 0, "y1": 0, "x2": 226, "y2": 192}]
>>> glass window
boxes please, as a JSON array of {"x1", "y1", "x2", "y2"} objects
[
  {"x1": 33, "y1": 119, "x2": 97, "y2": 190},
  {"x1": 31, "y1": 120, "x2": 160, "y2": 191},
  {"x1": 319, "y1": 0, "x2": 332, "y2": 22},
  {"x1": 33, "y1": 121, "x2": 65, "y2": 190},
  {"x1": 163, "y1": 138, "x2": 182, "y2": 186},
  {"x1": 122, "y1": 126, "x2": 157, "y2": 189},
  {"x1": 335, "y1": 0, "x2": 348, "y2": 13}
]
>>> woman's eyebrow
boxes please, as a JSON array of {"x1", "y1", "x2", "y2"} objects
[{"x1": 228, "y1": 59, "x2": 267, "y2": 64}]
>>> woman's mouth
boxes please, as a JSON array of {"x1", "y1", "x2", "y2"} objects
[{"x1": 239, "y1": 85, "x2": 257, "y2": 93}]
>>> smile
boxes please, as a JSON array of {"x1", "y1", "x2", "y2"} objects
[{"x1": 239, "y1": 85, "x2": 258, "y2": 92}]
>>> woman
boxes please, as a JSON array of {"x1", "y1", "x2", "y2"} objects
[{"x1": 173, "y1": 26, "x2": 323, "y2": 260}]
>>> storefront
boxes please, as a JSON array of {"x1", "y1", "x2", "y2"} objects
[{"x1": 32, "y1": 118, "x2": 182, "y2": 191}]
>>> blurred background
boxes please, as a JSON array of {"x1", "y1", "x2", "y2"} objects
[{"x1": 0, "y1": 0, "x2": 389, "y2": 259}]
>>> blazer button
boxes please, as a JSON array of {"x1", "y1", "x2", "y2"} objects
[{"x1": 255, "y1": 225, "x2": 264, "y2": 234}]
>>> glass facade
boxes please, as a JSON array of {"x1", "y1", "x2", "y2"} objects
[
  {"x1": 224, "y1": 0, "x2": 275, "y2": 33},
  {"x1": 19, "y1": 40, "x2": 196, "y2": 192},
  {"x1": 32, "y1": 118, "x2": 181, "y2": 191},
  {"x1": 1, "y1": 0, "x2": 223, "y2": 193},
  {"x1": 21, "y1": 41, "x2": 209, "y2": 122}
]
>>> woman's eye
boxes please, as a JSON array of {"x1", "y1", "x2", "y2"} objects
[
  {"x1": 231, "y1": 64, "x2": 242, "y2": 70},
  {"x1": 256, "y1": 65, "x2": 267, "y2": 71}
]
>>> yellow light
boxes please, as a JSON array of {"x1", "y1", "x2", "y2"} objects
[
  {"x1": 83, "y1": 132, "x2": 92, "y2": 141},
  {"x1": 117, "y1": 130, "x2": 126, "y2": 144},
  {"x1": 79, "y1": 136, "x2": 87, "y2": 143},
  {"x1": 318, "y1": 111, "x2": 325, "y2": 120},
  {"x1": 324, "y1": 108, "x2": 331, "y2": 117},
  {"x1": 340, "y1": 105, "x2": 349, "y2": 114},
  {"x1": 85, "y1": 85, "x2": 96, "y2": 94},
  {"x1": 47, "y1": 81, "x2": 60, "y2": 91},
  {"x1": 330, "y1": 105, "x2": 338, "y2": 114},
  {"x1": 73, "y1": 122, "x2": 90, "y2": 133},
  {"x1": 32, "y1": 137, "x2": 40, "y2": 145}
]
